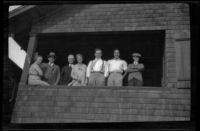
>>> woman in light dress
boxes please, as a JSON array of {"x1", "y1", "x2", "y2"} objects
[
  {"x1": 68, "y1": 54, "x2": 87, "y2": 86},
  {"x1": 28, "y1": 56, "x2": 50, "y2": 86}
]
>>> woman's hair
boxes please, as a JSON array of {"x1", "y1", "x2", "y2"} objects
[
  {"x1": 35, "y1": 55, "x2": 43, "y2": 62},
  {"x1": 76, "y1": 53, "x2": 84, "y2": 60}
]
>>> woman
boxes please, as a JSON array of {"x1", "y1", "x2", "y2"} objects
[
  {"x1": 69, "y1": 54, "x2": 87, "y2": 86},
  {"x1": 28, "y1": 56, "x2": 50, "y2": 86}
]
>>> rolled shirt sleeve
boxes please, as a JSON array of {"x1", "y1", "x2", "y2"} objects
[
  {"x1": 123, "y1": 60, "x2": 128, "y2": 71},
  {"x1": 86, "y1": 61, "x2": 92, "y2": 78},
  {"x1": 104, "y1": 61, "x2": 109, "y2": 77}
]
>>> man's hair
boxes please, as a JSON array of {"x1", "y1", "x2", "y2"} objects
[
  {"x1": 68, "y1": 54, "x2": 75, "y2": 59},
  {"x1": 95, "y1": 48, "x2": 102, "y2": 53},
  {"x1": 114, "y1": 49, "x2": 120, "y2": 53}
]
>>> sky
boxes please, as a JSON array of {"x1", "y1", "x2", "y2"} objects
[
  {"x1": 9, "y1": 5, "x2": 26, "y2": 69},
  {"x1": 9, "y1": 5, "x2": 21, "y2": 12},
  {"x1": 8, "y1": 37, "x2": 26, "y2": 69}
]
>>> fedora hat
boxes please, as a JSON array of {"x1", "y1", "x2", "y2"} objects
[{"x1": 48, "y1": 52, "x2": 56, "y2": 58}]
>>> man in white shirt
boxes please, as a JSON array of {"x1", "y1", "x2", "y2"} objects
[
  {"x1": 107, "y1": 49, "x2": 127, "y2": 86},
  {"x1": 86, "y1": 48, "x2": 108, "y2": 86}
]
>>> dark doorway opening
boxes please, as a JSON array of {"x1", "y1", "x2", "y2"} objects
[{"x1": 37, "y1": 30, "x2": 165, "y2": 87}]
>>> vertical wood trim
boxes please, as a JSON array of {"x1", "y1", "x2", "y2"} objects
[
  {"x1": 19, "y1": 33, "x2": 37, "y2": 86},
  {"x1": 162, "y1": 54, "x2": 166, "y2": 87},
  {"x1": 175, "y1": 40, "x2": 191, "y2": 88}
]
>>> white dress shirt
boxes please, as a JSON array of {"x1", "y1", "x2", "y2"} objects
[
  {"x1": 86, "y1": 58, "x2": 108, "y2": 77},
  {"x1": 133, "y1": 61, "x2": 139, "y2": 65},
  {"x1": 48, "y1": 62, "x2": 54, "y2": 67},
  {"x1": 107, "y1": 58, "x2": 127, "y2": 73}
]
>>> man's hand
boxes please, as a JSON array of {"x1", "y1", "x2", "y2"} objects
[{"x1": 85, "y1": 78, "x2": 89, "y2": 85}]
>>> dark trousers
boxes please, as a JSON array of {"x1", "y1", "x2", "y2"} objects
[{"x1": 128, "y1": 78, "x2": 143, "y2": 86}]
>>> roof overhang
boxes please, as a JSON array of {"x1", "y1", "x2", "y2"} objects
[
  {"x1": 9, "y1": 5, "x2": 36, "y2": 19},
  {"x1": 8, "y1": 5, "x2": 62, "y2": 50}
]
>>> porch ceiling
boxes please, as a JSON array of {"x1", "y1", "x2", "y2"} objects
[{"x1": 9, "y1": 5, "x2": 62, "y2": 50}]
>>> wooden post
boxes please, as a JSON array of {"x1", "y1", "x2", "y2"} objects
[
  {"x1": 162, "y1": 54, "x2": 166, "y2": 87},
  {"x1": 19, "y1": 33, "x2": 37, "y2": 87}
]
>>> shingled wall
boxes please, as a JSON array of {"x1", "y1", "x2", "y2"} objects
[
  {"x1": 31, "y1": 3, "x2": 191, "y2": 88},
  {"x1": 11, "y1": 85, "x2": 190, "y2": 123}
]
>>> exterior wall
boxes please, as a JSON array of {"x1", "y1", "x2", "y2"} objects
[
  {"x1": 31, "y1": 3, "x2": 191, "y2": 88},
  {"x1": 12, "y1": 86, "x2": 190, "y2": 123}
]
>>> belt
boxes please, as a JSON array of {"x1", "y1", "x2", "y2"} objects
[
  {"x1": 109, "y1": 71, "x2": 122, "y2": 74},
  {"x1": 91, "y1": 71, "x2": 103, "y2": 74},
  {"x1": 29, "y1": 74, "x2": 38, "y2": 76}
]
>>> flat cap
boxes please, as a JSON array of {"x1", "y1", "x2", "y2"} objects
[{"x1": 132, "y1": 53, "x2": 141, "y2": 57}]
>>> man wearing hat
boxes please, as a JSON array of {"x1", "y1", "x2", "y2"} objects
[
  {"x1": 59, "y1": 54, "x2": 75, "y2": 85},
  {"x1": 40, "y1": 52, "x2": 60, "y2": 85},
  {"x1": 126, "y1": 53, "x2": 144, "y2": 86}
]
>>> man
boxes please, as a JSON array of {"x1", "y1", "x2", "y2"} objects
[
  {"x1": 126, "y1": 53, "x2": 144, "y2": 86},
  {"x1": 107, "y1": 49, "x2": 127, "y2": 86},
  {"x1": 86, "y1": 48, "x2": 108, "y2": 86},
  {"x1": 40, "y1": 52, "x2": 60, "y2": 85},
  {"x1": 59, "y1": 54, "x2": 75, "y2": 85}
]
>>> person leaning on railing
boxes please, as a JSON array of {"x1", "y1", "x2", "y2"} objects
[
  {"x1": 28, "y1": 56, "x2": 50, "y2": 86},
  {"x1": 86, "y1": 48, "x2": 108, "y2": 86},
  {"x1": 59, "y1": 54, "x2": 75, "y2": 86},
  {"x1": 40, "y1": 52, "x2": 60, "y2": 86},
  {"x1": 107, "y1": 49, "x2": 127, "y2": 86},
  {"x1": 69, "y1": 54, "x2": 87, "y2": 86},
  {"x1": 125, "y1": 53, "x2": 144, "y2": 86}
]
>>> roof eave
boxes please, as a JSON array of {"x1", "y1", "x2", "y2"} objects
[{"x1": 9, "y1": 5, "x2": 36, "y2": 19}]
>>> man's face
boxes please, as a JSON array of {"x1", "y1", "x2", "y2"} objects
[
  {"x1": 133, "y1": 56, "x2": 139, "y2": 62},
  {"x1": 48, "y1": 57, "x2": 55, "y2": 63},
  {"x1": 68, "y1": 57, "x2": 74, "y2": 64},
  {"x1": 95, "y1": 50, "x2": 102, "y2": 59},
  {"x1": 114, "y1": 50, "x2": 120, "y2": 59}
]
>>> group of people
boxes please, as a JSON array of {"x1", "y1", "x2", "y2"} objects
[{"x1": 28, "y1": 48, "x2": 144, "y2": 87}]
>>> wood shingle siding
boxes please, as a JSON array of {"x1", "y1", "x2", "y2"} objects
[
  {"x1": 31, "y1": 3, "x2": 191, "y2": 88},
  {"x1": 11, "y1": 85, "x2": 190, "y2": 123}
]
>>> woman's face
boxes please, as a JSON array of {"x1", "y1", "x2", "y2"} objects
[
  {"x1": 36, "y1": 57, "x2": 43, "y2": 64},
  {"x1": 76, "y1": 55, "x2": 83, "y2": 63}
]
